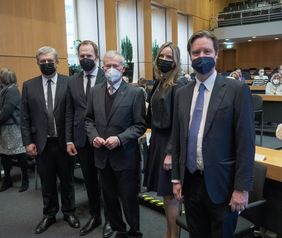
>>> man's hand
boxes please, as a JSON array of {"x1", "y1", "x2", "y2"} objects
[
  {"x1": 229, "y1": 190, "x2": 249, "y2": 212},
  {"x1": 26, "y1": 144, "x2": 38, "y2": 157},
  {"x1": 163, "y1": 154, "x2": 172, "y2": 170},
  {"x1": 93, "y1": 137, "x2": 106, "y2": 148},
  {"x1": 104, "y1": 136, "x2": 120, "y2": 150},
  {"x1": 173, "y1": 183, "x2": 183, "y2": 201},
  {"x1": 67, "y1": 143, "x2": 77, "y2": 156}
]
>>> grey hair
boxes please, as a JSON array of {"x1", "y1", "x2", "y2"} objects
[
  {"x1": 36, "y1": 46, "x2": 58, "y2": 63},
  {"x1": 103, "y1": 50, "x2": 125, "y2": 66}
]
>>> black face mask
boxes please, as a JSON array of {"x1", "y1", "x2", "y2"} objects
[
  {"x1": 40, "y1": 63, "x2": 56, "y2": 76},
  {"x1": 192, "y1": 57, "x2": 215, "y2": 75},
  {"x1": 80, "y1": 58, "x2": 95, "y2": 72},
  {"x1": 157, "y1": 58, "x2": 174, "y2": 73}
]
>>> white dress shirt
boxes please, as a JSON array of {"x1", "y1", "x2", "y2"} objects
[
  {"x1": 83, "y1": 66, "x2": 98, "y2": 94},
  {"x1": 106, "y1": 78, "x2": 123, "y2": 94},
  {"x1": 42, "y1": 73, "x2": 58, "y2": 136},
  {"x1": 190, "y1": 70, "x2": 217, "y2": 170}
]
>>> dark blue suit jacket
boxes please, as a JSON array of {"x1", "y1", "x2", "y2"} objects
[{"x1": 171, "y1": 74, "x2": 255, "y2": 204}]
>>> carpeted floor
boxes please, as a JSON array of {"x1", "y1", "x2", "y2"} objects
[{"x1": 0, "y1": 170, "x2": 170, "y2": 238}]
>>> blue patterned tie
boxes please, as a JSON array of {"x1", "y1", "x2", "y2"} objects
[{"x1": 186, "y1": 83, "x2": 206, "y2": 173}]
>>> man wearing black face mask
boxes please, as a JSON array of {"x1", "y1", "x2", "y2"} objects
[
  {"x1": 171, "y1": 31, "x2": 255, "y2": 238},
  {"x1": 21, "y1": 46, "x2": 80, "y2": 234},
  {"x1": 65, "y1": 40, "x2": 112, "y2": 237}
]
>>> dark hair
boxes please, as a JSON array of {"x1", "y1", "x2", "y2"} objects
[
  {"x1": 0, "y1": 68, "x2": 17, "y2": 85},
  {"x1": 78, "y1": 40, "x2": 99, "y2": 57},
  {"x1": 187, "y1": 30, "x2": 219, "y2": 56}
]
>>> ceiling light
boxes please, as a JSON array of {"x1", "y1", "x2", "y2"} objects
[
  {"x1": 225, "y1": 38, "x2": 229, "y2": 41},
  {"x1": 252, "y1": 36, "x2": 256, "y2": 39},
  {"x1": 274, "y1": 37, "x2": 279, "y2": 40},
  {"x1": 248, "y1": 39, "x2": 252, "y2": 42}
]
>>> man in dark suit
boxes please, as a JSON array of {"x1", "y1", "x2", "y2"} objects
[
  {"x1": 21, "y1": 46, "x2": 80, "y2": 234},
  {"x1": 65, "y1": 40, "x2": 112, "y2": 237},
  {"x1": 85, "y1": 51, "x2": 146, "y2": 238},
  {"x1": 172, "y1": 30, "x2": 255, "y2": 238}
]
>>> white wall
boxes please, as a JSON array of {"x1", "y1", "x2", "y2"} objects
[
  {"x1": 117, "y1": 0, "x2": 139, "y2": 82},
  {"x1": 151, "y1": 5, "x2": 166, "y2": 48},
  {"x1": 178, "y1": 14, "x2": 189, "y2": 74}
]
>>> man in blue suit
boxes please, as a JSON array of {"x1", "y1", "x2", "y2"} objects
[{"x1": 171, "y1": 30, "x2": 255, "y2": 237}]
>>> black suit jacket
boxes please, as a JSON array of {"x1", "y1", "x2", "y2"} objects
[
  {"x1": 0, "y1": 84, "x2": 21, "y2": 126},
  {"x1": 171, "y1": 75, "x2": 255, "y2": 204},
  {"x1": 65, "y1": 68, "x2": 106, "y2": 147},
  {"x1": 21, "y1": 74, "x2": 69, "y2": 154},
  {"x1": 84, "y1": 81, "x2": 146, "y2": 171}
]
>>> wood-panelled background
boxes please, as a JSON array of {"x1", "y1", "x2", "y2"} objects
[
  {"x1": 0, "y1": 0, "x2": 68, "y2": 90},
  {"x1": 217, "y1": 39, "x2": 282, "y2": 72}
]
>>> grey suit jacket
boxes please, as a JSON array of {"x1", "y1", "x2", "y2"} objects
[
  {"x1": 171, "y1": 74, "x2": 255, "y2": 204},
  {"x1": 85, "y1": 81, "x2": 146, "y2": 171},
  {"x1": 21, "y1": 74, "x2": 69, "y2": 154},
  {"x1": 65, "y1": 68, "x2": 106, "y2": 147}
]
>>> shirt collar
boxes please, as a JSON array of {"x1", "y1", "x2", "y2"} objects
[
  {"x1": 195, "y1": 70, "x2": 217, "y2": 92},
  {"x1": 42, "y1": 73, "x2": 58, "y2": 85},
  {"x1": 107, "y1": 78, "x2": 123, "y2": 90}
]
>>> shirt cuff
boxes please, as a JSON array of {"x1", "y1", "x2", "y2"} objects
[
  {"x1": 66, "y1": 142, "x2": 74, "y2": 145},
  {"x1": 171, "y1": 179, "x2": 181, "y2": 184}
]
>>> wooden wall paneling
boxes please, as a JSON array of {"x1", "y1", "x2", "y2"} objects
[
  {"x1": 222, "y1": 49, "x2": 236, "y2": 72},
  {"x1": 104, "y1": 0, "x2": 117, "y2": 50},
  {"x1": 166, "y1": 8, "x2": 178, "y2": 44}
]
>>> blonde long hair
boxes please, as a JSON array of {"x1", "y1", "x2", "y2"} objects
[{"x1": 153, "y1": 42, "x2": 181, "y2": 89}]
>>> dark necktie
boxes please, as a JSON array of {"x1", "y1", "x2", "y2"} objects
[
  {"x1": 86, "y1": 75, "x2": 92, "y2": 100},
  {"x1": 47, "y1": 79, "x2": 55, "y2": 137},
  {"x1": 186, "y1": 83, "x2": 206, "y2": 173}
]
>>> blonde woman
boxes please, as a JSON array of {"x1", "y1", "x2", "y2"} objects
[
  {"x1": 265, "y1": 73, "x2": 282, "y2": 95},
  {"x1": 144, "y1": 42, "x2": 187, "y2": 238}
]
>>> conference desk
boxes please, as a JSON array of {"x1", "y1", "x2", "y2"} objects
[
  {"x1": 256, "y1": 146, "x2": 282, "y2": 182},
  {"x1": 249, "y1": 85, "x2": 266, "y2": 94},
  {"x1": 256, "y1": 146, "x2": 282, "y2": 235},
  {"x1": 254, "y1": 94, "x2": 282, "y2": 124}
]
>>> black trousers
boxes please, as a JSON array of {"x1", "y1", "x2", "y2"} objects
[
  {"x1": 100, "y1": 162, "x2": 142, "y2": 238},
  {"x1": 183, "y1": 169, "x2": 238, "y2": 238},
  {"x1": 37, "y1": 138, "x2": 75, "y2": 217},
  {"x1": 77, "y1": 143, "x2": 101, "y2": 217}
]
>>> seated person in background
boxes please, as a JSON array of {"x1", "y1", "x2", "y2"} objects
[
  {"x1": 235, "y1": 68, "x2": 245, "y2": 81},
  {"x1": 265, "y1": 73, "x2": 282, "y2": 95},
  {"x1": 279, "y1": 65, "x2": 282, "y2": 75},
  {"x1": 227, "y1": 71, "x2": 240, "y2": 80},
  {"x1": 276, "y1": 123, "x2": 282, "y2": 140},
  {"x1": 252, "y1": 68, "x2": 269, "y2": 86}
]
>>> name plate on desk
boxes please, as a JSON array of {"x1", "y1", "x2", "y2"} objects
[{"x1": 255, "y1": 153, "x2": 265, "y2": 161}]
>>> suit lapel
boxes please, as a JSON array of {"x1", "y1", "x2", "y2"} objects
[
  {"x1": 76, "y1": 72, "x2": 87, "y2": 105},
  {"x1": 54, "y1": 75, "x2": 63, "y2": 111},
  {"x1": 95, "y1": 68, "x2": 105, "y2": 85},
  {"x1": 96, "y1": 83, "x2": 107, "y2": 123},
  {"x1": 107, "y1": 81, "x2": 127, "y2": 123},
  {"x1": 204, "y1": 75, "x2": 226, "y2": 137},
  {"x1": 35, "y1": 76, "x2": 48, "y2": 114},
  {"x1": 184, "y1": 82, "x2": 196, "y2": 138}
]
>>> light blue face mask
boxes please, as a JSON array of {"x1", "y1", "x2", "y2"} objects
[{"x1": 105, "y1": 68, "x2": 122, "y2": 85}]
